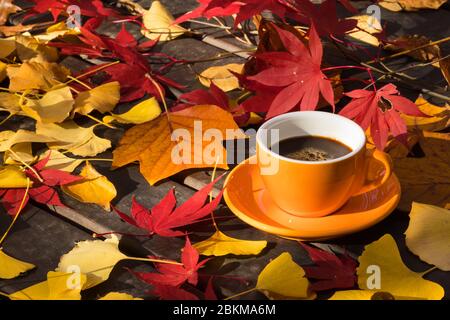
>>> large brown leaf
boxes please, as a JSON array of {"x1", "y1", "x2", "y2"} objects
[
  {"x1": 394, "y1": 131, "x2": 450, "y2": 211},
  {"x1": 112, "y1": 105, "x2": 245, "y2": 185}
]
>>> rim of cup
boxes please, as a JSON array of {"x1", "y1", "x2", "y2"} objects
[{"x1": 256, "y1": 111, "x2": 366, "y2": 165}]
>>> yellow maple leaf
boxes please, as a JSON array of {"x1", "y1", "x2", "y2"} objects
[
  {"x1": 193, "y1": 230, "x2": 267, "y2": 256},
  {"x1": 0, "y1": 249, "x2": 35, "y2": 279},
  {"x1": 405, "y1": 202, "x2": 450, "y2": 271},
  {"x1": 62, "y1": 161, "x2": 117, "y2": 211}
]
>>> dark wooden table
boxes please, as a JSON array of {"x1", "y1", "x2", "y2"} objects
[{"x1": 0, "y1": 0, "x2": 449, "y2": 300}]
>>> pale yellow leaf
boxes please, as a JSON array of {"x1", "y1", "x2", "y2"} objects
[
  {"x1": 103, "y1": 97, "x2": 161, "y2": 124},
  {"x1": 0, "y1": 165, "x2": 29, "y2": 188},
  {"x1": 141, "y1": 1, "x2": 187, "y2": 41},
  {"x1": 99, "y1": 292, "x2": 143, "y2": 300},
  {"x1": 405, "y1": 202, "x2": 450, "y2": 271},
  {"x1": 256, "y1": 252, "x2": 315, "y2": 299},
  {"x1": 401, "y1": 96, "x2": 450, "y2": 132},
  {"x1": 57, "y1": 236, "x2": 127, "y2": 289},
  {"x1": 31, "y1": 21, "x2": 80, "y2": 42},
  {"x1": 357, "y1": 234, "x2": 444, "y2": 300},
  {"x1": 347, "y1": 15, "x2": 383, "y2": 47},
  {"x1": 0, "y1": 129, "x2": 55, "y2": 152},
  {"x1": 0, "y1": 249, "x2": 35, "y2": 279},
  {"x1": 73, "y1": 82, "x2": 120, "y2": 115},
  {"x1": 15, "y1": 34, "x2": 59, "y2": 62},
  {"x1": 3, "y1": 143, "x2": 35, "y2": 165},
  {"x1": 194, "y1": 230, "x2": 267, "y2": 256},
  {"x1": 37, "y1": 150, "x2": 83, "y2": 172},
  {"x1": 379, "y1": 0, "x2": 447, "y2": 11},
  {"x1": 0, "y1": 92, "x2": 21, "y2": 115},
  {"x1": 9, "y1": 271, "x2": 87, "y2": 300},
  {"x1": 199, "y1": 63, "x2": 244, "y2": 92},
  {"x1": 21, "y1": 86, "x2": 74, "y2": 123},
  {"x1": 62, "y1": 161, "x2": 117, "y2": 211}
]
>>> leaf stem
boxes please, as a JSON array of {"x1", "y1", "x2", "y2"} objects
[
  {"x1": 85, "y1": 114, "x2": 117, "y2": 129},
  {"x1": 126, "y1": 256, "x2": 182, "y2": 266},
  {"x1": 421, "y1": 266, "x2": 438, "y2": 276},
  {"x1": 224, "y1": 287, "x2": 257, "y2": 300},
  {"x1": 147, "y1": 75, "x2": 172, "y2": 131},
  {"x1": 0, "y1": 178, "x2": 30, "y2": 246},
  {"x1": 7, "y1": 148, "x2": 43, "y2": 183},
  {"x1": 67, "y1": 76, "x2": 92, "y2": 90},
  {"x1": 70, "y1": 60, "x2": 120, "y2": 81}
]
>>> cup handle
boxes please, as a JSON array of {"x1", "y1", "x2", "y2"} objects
[{"x1": 357, "y1": 149, "x2": 393, "y2": 194}]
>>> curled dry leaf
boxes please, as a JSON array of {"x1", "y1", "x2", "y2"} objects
[
  {"x1": 384, "y1": 35, "x2": 440, "y2": 64},
  {"x1": 103, "y1": 97, "x2": 162, "y2": 124},
  {"x1": 8, "y1": 271, "x2": 87, "y2": 300},
  {"x1": 141, "y1": 0, "x2": 187, "y2": 41},
  {"x1": 394, "y1": 131, "x2": 450, "y2": 211},
  {"x1": 330, "y1": 234, "x2": 445, "y2": 300},
  {"x1": 199, "y1": 63, "x2": 244, "y2": 92},
  {"x1": 379, "y1": 0, "x2": 448, "y2": 11},
  {"x1": 401, "y1": 96, "x2": 450, "y2": 132},
  {"x1": 347, "y1": 14, "x2": 383, "y2": 47},
  {"x1": 256, "y1": 252, "x2": 315, "y2": 300},
  {"x1": 405, "y1": 202, "x2": 450, "y2": 271},
  {"x1": 193, "y1": 230, "x2": 267, "y2": 256},
  {"x1": 112, "y1": 105, "x2": 245, "y2": 185},
  {"x1": 0, "y1": 249, "x2": 35, "y2": 279},
  {"x1": 62, "y1": 161, "x2": 117, "y2": 211},
  {"x1": 57, "y1": 235, "x2": 127, "y2": 289},
  {"x1": 36, "y1": 121, "x2": 111, "y2": 157},
  {"x1": 73, "y1": 82, "x2": 120, "y2": 115}
]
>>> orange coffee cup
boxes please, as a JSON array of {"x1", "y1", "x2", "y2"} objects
[{"x1": 256, "y1": 111, "x2": 392, "y2": 218}]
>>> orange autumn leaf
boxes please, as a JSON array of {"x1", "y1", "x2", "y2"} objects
[{"x1": 112, "y1": 105, "x2": 246, "y2": 185}]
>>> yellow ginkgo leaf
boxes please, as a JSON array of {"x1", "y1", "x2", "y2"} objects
[
  {"x1": 0, "y1": 38, "x2": 16, "y2": 58},
  {"x1": 21, "y1": 86, "x2": 74, "y2": 123},
  {"x1": 199, "y1": 63, "x2": 244, "y2": 92},
  {"x1": 0, "y1": 129, "x2": 55, "y2": 152},
  {"x1": 36, "y1": 121, "x2": 111, "y2": 157},
  {"x1": 9, "y1": 271, "x2": 87, "y2": 300},
  {"x1": 37, "y1": 150, "x2": 83, "y2": 172},
  {"x1": 15, "y1": 34, "x2": 59, "y2": 62},
  {"x1": 57, "y1": 236, "x2": 128, "y2": 289},
  {"x1": 401, "y1": 96, "x2": 450, "y2": 132},
  {"x1": 103, "y1": 97, "x2": 162, "y2": 124},
  {"x1": 62, "y1": 161, "x2": 117, "y2": 211},
  {"x1": 31, "y1": 21, "x2": 80, "y2": 42},
  {"x1": 141, "y1": 1, "x2": 187, "y2": 41},
  {"x1": 193, "y1": 230, "x2": 267, "y2": 256},
  {"x1": 0, "y1": 249, "x2": 35, "y2": 279},
  {"x1": 73, "y1": 82, "x2": 120, "y2": 115},
  {"x1": 0, "y1": 165, "x2": 29, "y2": 188},
  {"x1": 7, "y1": 60, "x2": 70, "y2": 92},
  {"x1": 4, "y1": 143, "x2": 35, "y2": 165},
  {"x1": 329, "y1": 290, "x2": 425, "y2": 300},
  {"x1": 357, "y1": 234, "x2": 444, "y2": 300},
  {"x1": 0, "y1": 61, "x2": 6, "y2": 82},
  {"x1": 405, "y1": 203, "x2": 450, "y2": 271},
  {"x1": 347, "y1": 15, "x2": 383, "y2": 47},
  {"x1": 0, "y1": 92, "x2": 21, "y2": 115},
  {"x1": 256, "y1": 252, "x2": 314, "y2": 300},
  {"x1": 99, "y1": 292, "x2": 143, "y2": 300}
]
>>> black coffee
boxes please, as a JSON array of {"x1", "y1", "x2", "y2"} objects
[{"x1": 271, "y1": 136, "x2": 352, "y2": 161}]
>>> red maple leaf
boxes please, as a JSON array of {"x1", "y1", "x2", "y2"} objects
[
  {"x1": 149, "y1": 283, "x2": 200, "y2": 300},
  {"x1": 300, "y1": 242, "x2": 358, "y2": 292},
  {"x1": 51, "y1": 19, "x2": 182, "y2": 102},
  {"x1": 175, "y1": 0, "x2": 315, "y2": 26},
  {"x1": 204, "y1": 278, "x2": 218, "y2": 300},
  {"x1": 132, "y1": 237, "x2": 208, "y2": 287},
  {"x1": 174, "y1": 83, "x2": 250, "y2": 126},
  {"x1": 115, "y1": 177, "x2": 223, "y2": 237},
  {"x1": 243, "y1": 22, "x2": 334, "y2": 118},
  {"x1": 25, "y1": 0, "x2": 119, "y2": 22},
  {"x1": 339, "y1": 83, "x2": 425, "y2": 150},
  {"x1": 0, "y1": 154, "x2": 81, "y2": 216}
]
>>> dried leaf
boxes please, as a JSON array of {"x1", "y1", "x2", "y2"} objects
[
  {"x1": 0, "y1": 129, "x2": 55, "y2": 152},
  {"x1": 401, "y1": 96, "x2": 450, "y2": 132},
  {"x1": 0, "y1": 38, "x2": 15, "y2": 58},
  {"x1": 256, "y1": 252, "x2": 315, "y2": 299},
  {"x1": 73, "y1": 82, "x2": 120, "y2": 115},
  {"x1": 405, "y1": 202, "x2": 450, "y2": 271},
  {"x1": 379, "y1": 0, "x2": 447, "y2": 11},
  {"x1": 37, "y1": 150, "x2": 83, "y2": 172},
  {"x1": 193, "y1": 230, "x2": 267, "y2": 256},
  {"x1": 0, "y1": 61, "x2": 6, "y2": 82},
  {"x1": 62, "y1": 161, "x2": 117, "y2": 211},
  {"x1": 0, "y1": 165, "x2": 29, "y2": 188},
  {"x1": 0, "y1": 0, "x2": 20, "y2": 26},
  {"x1": 0, "y1": 249, "x2": 35, "y2": 279},
  {"x1": 8, "y1": 271, "x2": 87, "y2": 300},
  {"x1": 347, "y1": 15, "x2": 383, "y2": 47},
  {"x1": 384, "y1": 35, "x2": 440, "y2": 64},
  {"x1": 199, "y1": 63, "x2": 244, "y2": 92},
  {"x1": 57, "y1": 236, "x2": 127, "y2": 289},
  {"x1": 99, "y1": 292, "x2": 142, "y2": 300},
  {"x1": 141, "y1": 1, "x2": 187, "y2": 41},
  {"x1": 394, "y1": 131, "x2": 450, "y2": 211},
  {"x1": 103, "y1": 97, "x2": 161, "y2": 124},
  {"x1": 15, "y1": 34, "x2": 59, "y2": 62},
  {"x1": 112, "y1": 105, "x2": 245, "y2": 185},
  {"x1": 0, "y1": 92, "x2": 21, "y2": 115}
]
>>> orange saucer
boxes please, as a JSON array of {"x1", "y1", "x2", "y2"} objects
[{"x1": 224, "y1": 156, "x2": 401, "y2": 241}]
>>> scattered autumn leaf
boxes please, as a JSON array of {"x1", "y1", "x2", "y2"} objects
[
  {"x1": 37, "y1": 150, "x2": 83, "y2": 172},
  {"x1": 62, "y1": 161, "x2": 117, "y2": 211},
  {"x1": 401, "y1": 95, "x2": 450, "y2": 132},
  {"x1": 379, "y1": 0, "x2": 447, "y2": 12},
  {"x1": 0, "y1": 165, "x2": 29, "y2": 188},
  {"x1": 0, "y1": 38, "x2": 15, "y2": 58},
  {"x1": 141, "y1": 0, "x2": 187, "y2": 41},
  {"x1": 0, "y1": 0, "x2": 20, "y2": 26},
  {"x1": 405, "y1": 202, "x2": 450, "y2": 271},
  {"x1": 99, "y1": 292, "x2": 142, "y2": 300},
  {"x1": 0, "y1": 61, "x2": 6, "y2": 82},
  {"x1": 73, "y1": 82, "x2": 120, "y2": 115},
  {"x1": 8, "y1": 271, "x2": 87, "y2": 300},
  {"x1": 15, "y1": 34, "x2": 59, "y2": 62},
  {"x1": 256, "y1": 252, "x2": 315, "y2": 300},
  {"x1": 103, "y1": 97, "x2": 162, "y2": 124},
  {"x1": 394, "y1": 131, "x2": 450, "y2": 211},
  {"x1": 112, "y1": 105, "x2": 245, "y2": 185},
  {"x1": 347, "y1": 14, "x2": 383, "y2": 47},
  {"x1": 0, "y1": 249, "x2": 35, "y2": 279},
  {"x1": 199, "y1": 63, "x2": 244, "y2": 92},
  {"x1": 194, "y1": 230, "x2": 267, "y2": 256},
  {"x1": 384, "y1": 35, "x2": 440, "y2": 64}
]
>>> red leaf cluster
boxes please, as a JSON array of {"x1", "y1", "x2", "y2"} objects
[{"x1": 0, "y1": 154, "x2": 81, "y2": 216}]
